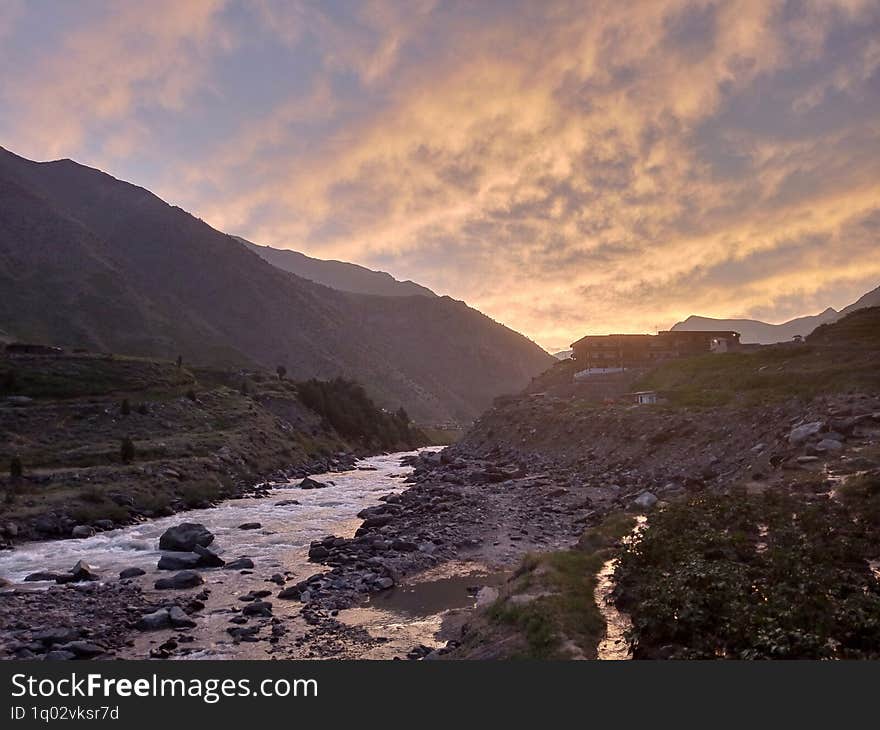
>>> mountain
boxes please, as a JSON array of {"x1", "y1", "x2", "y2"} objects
[
  {"x1": 237, "y1": 237, "x2": 436, "y2": 298},
  {"x1": 553, "y1": 349, "x2": 573, "y2": 360},
  {"x1": 0, "y1": 147, "x2": 553, "y2": 423},
  {"x1": 671, "y1": 285, "x2": 880, "y2": 344}
]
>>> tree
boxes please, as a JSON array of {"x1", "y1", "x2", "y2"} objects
[
  {"x1": 121, "y1": 398, "x2": 131, "y2": 416},
  {"x1": 120, "y1": 438, "x2": 135, "y2": 464},
  {"x1": 276, "y1": 365, "x2": 287, "y2": 380},
  {"x1": 9, "y1": 456, "x2": 23, "y2": 479}
]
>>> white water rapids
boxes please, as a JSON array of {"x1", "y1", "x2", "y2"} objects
[{"x1": 0, "y1": 450, "x2": 435, "y2": 586}]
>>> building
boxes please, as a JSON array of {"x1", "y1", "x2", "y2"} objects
[
  {"x1": 5, "y1": 342, "x2": 64, "y2": 356},
  {"x1": 628, "y1": 390, "x2": 659, "y2": 405},
  {"x1": 570, "y1": 330, "x2": 740, "y2": 371}
]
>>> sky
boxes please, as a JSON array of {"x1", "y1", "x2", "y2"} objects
[{"x1": 1, "y1": 0, "x2": 878, "y2": 352}]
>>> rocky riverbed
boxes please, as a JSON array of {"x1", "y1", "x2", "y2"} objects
[{"x1": 3, "y1": 392, "x2": 879, "y2": 661}]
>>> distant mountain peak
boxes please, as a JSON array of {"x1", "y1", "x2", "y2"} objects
[
  {"x1": 671, "y1": 289, "x2": 878, "y2": 344},
  {"x1": 237, "y1": 237, "x2": 437, "y2": 298}
]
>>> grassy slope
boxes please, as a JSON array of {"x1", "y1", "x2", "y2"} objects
[
  {"x1": 635, "y1": 307, "x2": 880, "y2": 407},
  {"x1": 0, "y1": 352, "x2": 428, "y2": 536}
]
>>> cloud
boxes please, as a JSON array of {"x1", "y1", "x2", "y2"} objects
[
  {"x1": 0, "y1": 0, "x2": 231, "y2": 159},
  {"x1": 2, "y1": 0, "x2": 879, "y2": 351}
]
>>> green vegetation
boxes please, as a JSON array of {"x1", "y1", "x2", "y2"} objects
[
  {"x1": 0, "y1": 351, "x2": 431, "y2": 533},
  {"x1": 296, "y1": 377, "x2": 427, "y2": 451},
  {"x1": 470, "y1": 512, "x2": 636, "y2": 659},
  {"x1": 636, "y1": 308, "x2": 880, "y2": 406},
  {"x1": 613, "y1": 488, "x2": 880, "y2": 659}
]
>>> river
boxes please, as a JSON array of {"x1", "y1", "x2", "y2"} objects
[{"x1": 0, "y1": 447, "x2": 505, "y2": 659}]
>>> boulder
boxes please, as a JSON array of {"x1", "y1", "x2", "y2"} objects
[
  {"x1": 71, "y1": 525, "x2": 95, "y2": 539},
  {"x1": 119, "y1": 567, "x2": 146, "y2": 580},
  {"x1": 274, "y1": 499, "x2": 300, "y2": 507},
  {"x1": 242, "y1": 601, "x2": 273, "y2": 617},
  {"x1": 307, "y1": 544, "x2": 330, "y2": 560},
  {"x1": 25, "y1": 571, "x2": 64, "y2": 583},
  {"x1": 154, "y1": 571, "x2": 204, "y2": 590},
  {"x1": 816, "y1": 438, "x2": 844, "y2": 453},
  {"x1": 157, "y1": 553, "x2": 201, "y2": 571},
  {"x1": 277, "y1": 586, "x2": 301, "y2": 600},
  {"x1": 33, "y1": 627, "x2": 82, "y2": 645},
  {"x1": 238, "y1": 522, "x2": 262, "y2": 530},
  {"x1": 158, "y1": 523, "x2": 214, "y2": 552},
  {"x1": 789, "y1": 421, "x2": 825, "y2": 445},
  {"x1": 135, "y1": 609, "x2": 172, "y2": 631},
  {"x1": 168, "y1": 606, "x2": 196, "y2": 628},
  {"x1": 43, "y1": 650, "x2": 77, "y2": 661},
  {"x1": 193, "y1": 544, "x2": 225, "y2": 567},
  {"x1": 58, "y1": 641, "x2": 105, "y2": 659},
  {"x1": 224, "y1": 557, "x2": 254, "y2": 570},
  {"x1": 66, "y1": 560, "x2": 99, "y2": 582},
  {"x1": 633, "y1": 491, "x2": 658, "y2": 510},
  {"x1": 299, "y1": 477, "x2": 329, "y2": 490}
]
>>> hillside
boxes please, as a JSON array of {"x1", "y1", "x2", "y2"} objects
[
  {"x1": 0, "y1": 147, "x2": 553, "y2": 423},
  {"x1": 0, "y1": 350, "x2": 428, "y2": 542},
  {"x1": 671, "y1": 285, "x2": 880, "y2": 344},
  {"x1": 238, "y1": 237, "x2": 436, "y2": 298},
  {"x1": 439, "y1": 307, "x2": 880, "y2": 659}
]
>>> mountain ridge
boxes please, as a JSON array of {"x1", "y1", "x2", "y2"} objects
[
  {"x1": 670, "y1": 288, "x2": 880, "y2": 344},
  {"x1": 0, "y1": 146, "x2": 553, "y2": 423},
  {"x1": 237, "y1": 237, "x2": 437, "y2": 298}
]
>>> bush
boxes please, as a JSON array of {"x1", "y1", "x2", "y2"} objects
[{"x1": 120, "y1": 437, "x2": 135, "y2": 464}]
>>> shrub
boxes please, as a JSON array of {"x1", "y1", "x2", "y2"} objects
[{"x1": 120, "y1": 437, "x2": 135, "y2": 464}]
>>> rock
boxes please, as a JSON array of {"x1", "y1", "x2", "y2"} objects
[
  {"x1": 277, "y1": 586, "x2": 301, "y2": 600},
  {"x1": 157, "y1": 553, "x2": 201, "y2": 571},
  {"x1": 796, "y1": 455, "x2": 820, "y2": 464},
  {"x1": 238, "y1": 522, "x2": 262, "y2": 530},
  {"x1": 374, "y1": 576, "x2": 394, "y2": 590},
  {"x1": 193, "y1": 544, "x2": 225, "y2": 567},
  {"x1": 307, "y1": 544, "x2": 330, "y2": 560},
  {"x1": 391, "y1": 540, "x2": 418, "y2": 552},
  {"x1": 0, "y1": 576, "x2": 11, "y2": 589},
  {"x1": 136, "y1": 609, "x2": 172, "y2": 631},
  {"x1": 168, "y1": 606, "x2": 196, "y2": 628},
  {"x1": 93, "y1": 519, "x2": 116, "y2": 531},
  {"x1": 154, "y1": 571, "x2": 204, "y2": 590},
  {"x1": 242, "y1": 601, "x2": 273, "y2": 617},
  {"x1": 119, "y1": 567, "x2": 146, "y2": 580},
  {"x1": 299, "y1": 477, "x2": 329, "y2": 490},
  {"x1": 66, "y1": 560, "x2": 99, "y2": 582},
  {"x1": 71, "y1": 525, "x2": 95, "y2": 539},
  {"x1": 633, "y1": 491, "x2": 658, "y2": 510},
  {"x1": 224, "y1": 557, "x2": 254, "y2": 570},
  {"x1": 58, "y1": 641, "x2": 105, "y2": 658},
  {"x1": 25, "y1": 571, "x2": 64, "y2": 583},
  {"x1": 43, "y1": 650, "x2": 77, "y2": 661},
  {"x1": 475, "y1": 586, "x2": 500, "y2": 608},
  {"x1": 274, "y1": 499, "x2": 300, "y2": 507},
  {"x1": 158, "y1": 523, "x2": 214, "y2": 552},
  {"x1": 789, "y1": 421, "x2": 825, "y2": 445},
  {"x1": 33, "y1": 627, "x2": 82, "y2": 645},
  {"x1": 816, "y1": 438, "x2": 843, "y2": 453}
]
